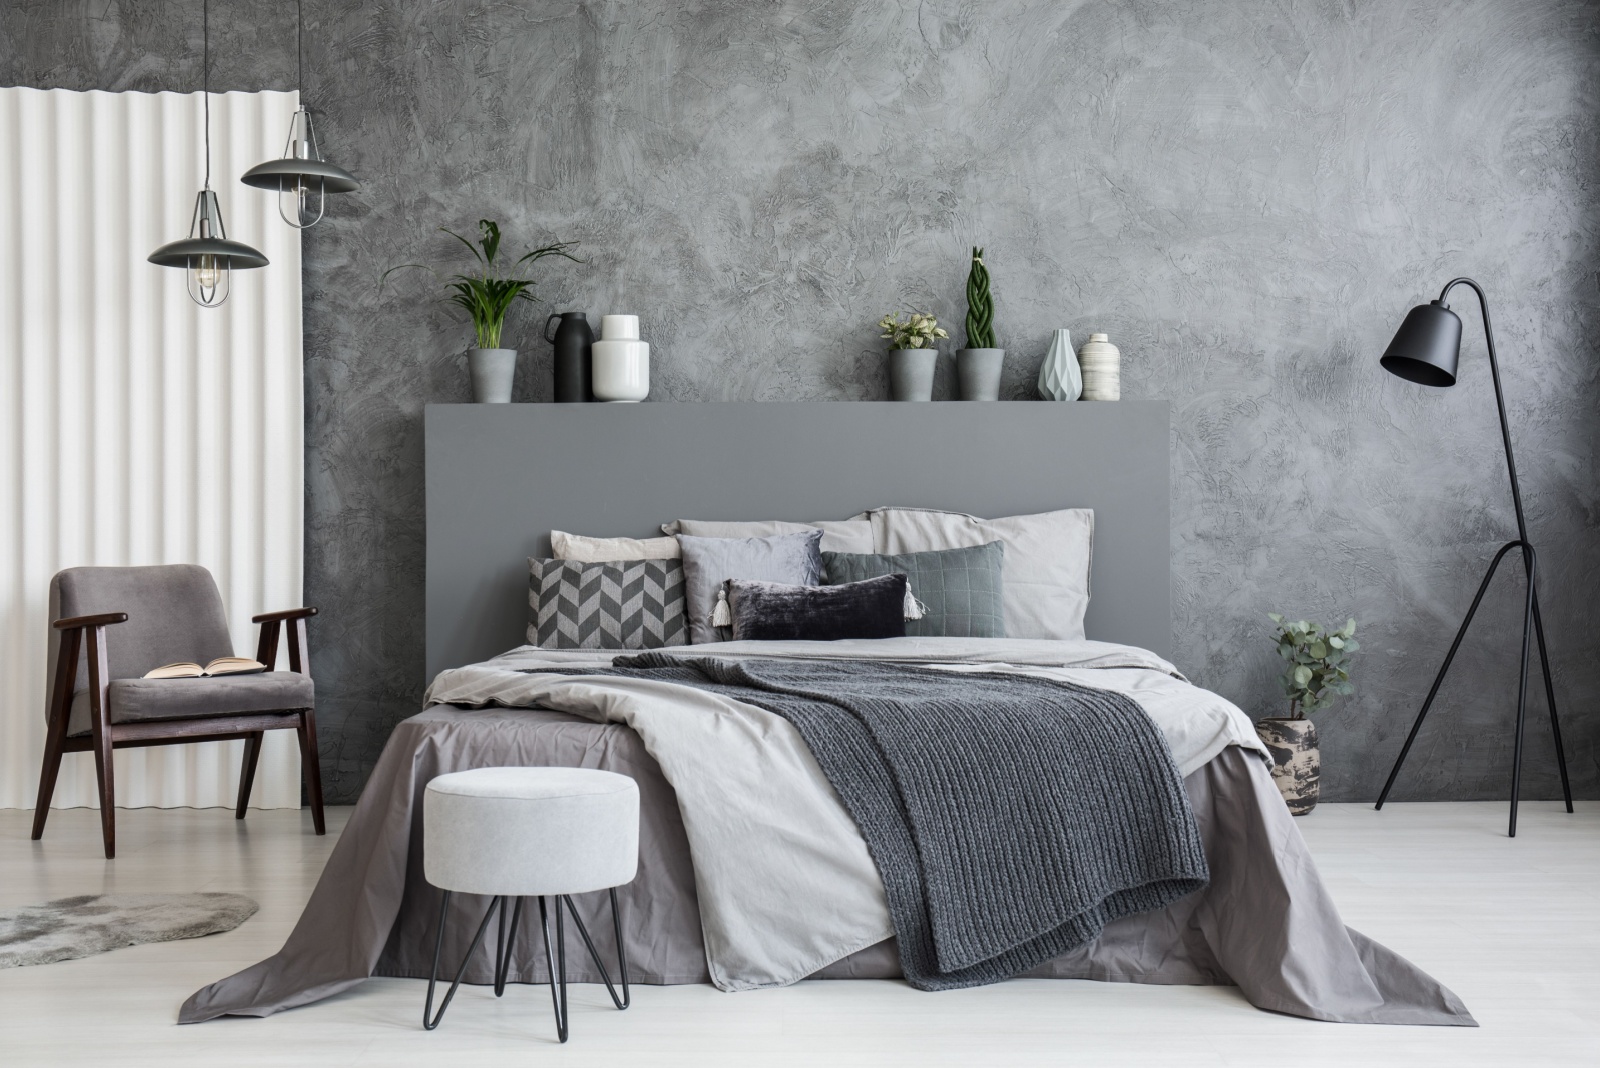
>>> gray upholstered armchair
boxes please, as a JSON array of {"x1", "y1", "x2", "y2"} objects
[{"x1": 32, "y1": 564, "x2": 325, "y2": 858}]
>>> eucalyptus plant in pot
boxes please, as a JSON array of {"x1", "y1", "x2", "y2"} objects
[
  {"x1": 1259, "y1": 615, "x2": 1359, "y2": 815},
  {"x1": 878, "y1": 311, "x2": 949, "y2": 401},
  {"x1": 383, "y1": 220, "x2": 580, "y2": 403}
]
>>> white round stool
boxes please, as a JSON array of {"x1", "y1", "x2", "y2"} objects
[{"x1": 421, "y1": 766, "x2": 639, "y2": 1042}]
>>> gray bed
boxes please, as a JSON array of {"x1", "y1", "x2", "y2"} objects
[{"x1": 179, "y1": 402, "x2": 1474, "y2": 1026}]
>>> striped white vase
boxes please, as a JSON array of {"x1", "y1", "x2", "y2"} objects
[{"x1": 1077, "y1": 333, "x2": 1121, "y2": 401}]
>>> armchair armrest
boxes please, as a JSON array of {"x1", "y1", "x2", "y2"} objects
[
  {"x1": 53, "y1": 612, "x2": 129, "y2": 630},
  {"x1": 254, "y1": 608, "x2": 315, "y2": 675},
  {"x1": 252, "y1": 607, "x2": 318, "y2": 624}
]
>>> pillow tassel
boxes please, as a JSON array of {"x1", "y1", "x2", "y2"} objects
[
  {"x1": 903, "y1": 585, "x2": 927, "y2": 621},
  {"x1": 711, "y1": 587, "x2": 733, "y2": 628}
]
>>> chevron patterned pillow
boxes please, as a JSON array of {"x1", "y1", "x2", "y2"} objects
[{"x1": 528, "y1": 558, "x2": 688, "y2": 649}]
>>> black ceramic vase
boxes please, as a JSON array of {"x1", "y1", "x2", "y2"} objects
[{"x1": 545, "y1": 311, "x2": 594, "y2": 402}]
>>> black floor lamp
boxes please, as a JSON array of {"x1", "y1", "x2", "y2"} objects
[{"x1": 1373, "y1": 277, "x2": 1574, "y2": 837}]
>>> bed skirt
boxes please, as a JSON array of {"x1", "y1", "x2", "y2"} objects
[{"x1": 180, "y1": 707, "x2": 1474, "y2": 1026}]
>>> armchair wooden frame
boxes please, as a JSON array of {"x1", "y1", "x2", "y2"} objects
[{"x1": 31, "y1": 607, "x2": 326, "y2": 859}]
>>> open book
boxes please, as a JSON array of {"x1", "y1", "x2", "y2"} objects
[{"x1": 143, "y1": 657, "x2": 267, "y2": 680}]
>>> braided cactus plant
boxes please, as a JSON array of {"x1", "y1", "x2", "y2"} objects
[{"x1": 964, "y1": 246, "x2": 995, "y2": 348}]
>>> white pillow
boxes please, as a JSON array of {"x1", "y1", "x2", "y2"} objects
[
  {"x1": 661, "y1": 516, "x2": 874, "y2": 554},
  {"x1": 869, "y1": 507, "x2": 1093, "y2": 640},
  {"x1": 552, "y1": 530, "x2": 681, "y2": 562}
]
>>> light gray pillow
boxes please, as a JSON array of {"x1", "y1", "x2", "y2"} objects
[
  {"x1": 870, "y1": 507, "x2": 1093, "y2": 641},
  {"x1": 662, "y1": 516, "x2": 874, "y2": 554},
  {"x1": 677, "y1": 530, "x2": 824, "y2": 644}
]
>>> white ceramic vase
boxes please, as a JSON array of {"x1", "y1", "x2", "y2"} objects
[
  {"x1": 592, "y1": 314, "x2": 650, "y2": 402},
  {"x1": 1037, "y1": 329, "x2": 1082, "y2": 401},
  {"x1": 1078, "y1": 332, "x2": 1121, "y2": 401}
]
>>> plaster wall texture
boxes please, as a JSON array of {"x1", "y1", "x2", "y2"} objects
[{"x1": 5, "y1": 1, "x2": 1596, "y2": 804}]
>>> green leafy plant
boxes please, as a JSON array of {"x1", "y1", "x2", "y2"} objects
[
  {"x1": 963, "y1": 246, "x2": 995, "y2": 348},
  {"x1": 382, "y1": 220, "x2": 581, "y2": 348},
  {"x1": 878, "y1": 311, "x2": 949, "y2": 350},
  {"x1": 1268, "y1": 614, "x2": 1359, "y2": 719}
]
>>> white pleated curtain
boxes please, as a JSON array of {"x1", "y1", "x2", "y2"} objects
[{"x1": 0, "y1": 88, "x2": 304, "y2": 810}]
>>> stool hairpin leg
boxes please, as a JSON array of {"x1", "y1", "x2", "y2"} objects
[
  {"x1": 562, "y1": 889, "x2": 631, "y2": 1010},
  {"x1": 538, "y1": 895, "x2": 571, "y2": 1043},
  {"x1": 424, "y1": 892, "x2": 504, "y2": 1031},
  {"x1": 494, "y1": 896, "x2": 523, "y2": 997}
]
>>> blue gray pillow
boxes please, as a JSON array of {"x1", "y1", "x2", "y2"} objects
[
  {"x1": 823, "y1": 541, "x2": 1005, "y2": 638},
  {"x1": 727, "y1": 574, "x2": 908, "y2": 642},
  {"x1": 678, "y1": 530, "x2": 824, "y2": 643}
]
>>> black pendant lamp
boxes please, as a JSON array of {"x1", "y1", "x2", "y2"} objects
[
  {"x1": 240, "y1": 0, "x2": 357, "y2": 228},
  {"x1": 148, "y1": 0, "x2": 268, "y2": 307}
]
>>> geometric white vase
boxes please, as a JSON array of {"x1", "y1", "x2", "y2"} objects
[
  {"x1": 1077, "y1": 332, "x2": 1121, "y2": 401},
  {"x1": 1037, "y1": 328, "x2": 1082, "y2": 401}
]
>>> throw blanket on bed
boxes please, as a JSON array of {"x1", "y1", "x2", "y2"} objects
[{"x1": 603, "y1": 654, "x2": 1209, "y2": 990}]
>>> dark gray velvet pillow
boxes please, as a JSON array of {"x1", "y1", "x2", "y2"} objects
[
  {"x1": 727, "y1": 574, "x2": 908, "y2": 642},
  {"x1": 823, "y1": 541, "x2": 1006, "y2": 638}
]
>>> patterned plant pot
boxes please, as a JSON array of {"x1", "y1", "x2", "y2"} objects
[{"x1": 1256, "y1": 717, "x2": 1320, "y2": 815}]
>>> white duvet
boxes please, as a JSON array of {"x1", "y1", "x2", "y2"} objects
[{"x1": 424, "y1": 637, "x2": 1266, "y2": 991}]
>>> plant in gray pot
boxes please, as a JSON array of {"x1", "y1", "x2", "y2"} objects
[
  {"x1": 878, "y1": 311, "x2": 948, "y2": 402},
  {"x1": 1259, "y1": 615, "x2": 1359, "y2": 815},
  {"x1": 382, "y1": 219, "x2": 580, "y2": 403},
  {"x1": 956, "y1": 246, "x2": 1003, "y2": 400}
]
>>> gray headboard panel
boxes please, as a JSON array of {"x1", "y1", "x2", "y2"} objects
[{"x1": 425, "y1": 401, "x2": 1170, "y2": 679}]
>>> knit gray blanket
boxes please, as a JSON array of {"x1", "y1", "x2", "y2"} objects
[{"x1": 607, "y1": 654, "x2": 1209, "y2": 990}]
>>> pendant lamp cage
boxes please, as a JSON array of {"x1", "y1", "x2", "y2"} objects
[
  {"x1": 147, "y1": 0, "x2": 268, "y2": 307},
  {"x1": 241, "y1": 0, "x2": 358, "y2": 228}
]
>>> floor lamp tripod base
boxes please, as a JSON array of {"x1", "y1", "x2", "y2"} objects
[{"x1": 1374, "y1": 539, "x2": 1574, "y2": 837}]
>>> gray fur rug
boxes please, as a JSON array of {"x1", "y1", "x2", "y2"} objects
[{"x1": 0, "y1": 893, "x2": 258, "y2": 968}]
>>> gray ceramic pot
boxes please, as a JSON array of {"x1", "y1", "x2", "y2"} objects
[
  {"x1": 888, "y1": 348, "x2": 937, "y2": 402},
  {"x1": 956, "y1": 348, "x2": 1004, "y2": 401},
  {"x1": 468, "y1": 347, "x2": 517, "y2": 403},
  {"x1": 1256, "y1": 717, "x2": 1320, "y2": 815}
]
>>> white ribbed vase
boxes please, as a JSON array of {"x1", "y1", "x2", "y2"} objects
[{"x1": 1078, "y1": 332, "x2": 1121, "y2": 401}]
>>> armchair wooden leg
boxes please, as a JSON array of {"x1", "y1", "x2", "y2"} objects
[
  {"x1": 297, "y1": 711, "x2": 326, "y2": 836},
  {"x1": 236, "y1": 732, "x2": 265, "y2": 819},
  {"x1": 87, "y1": 624, "x2": 116, "y2": 859},
  {"x1": 33, "y1": 627, "x2": 80, "y2": 841},
  {"x1": 31, "y1": 709, "x2": 68, "y2": 840},
  {"x1": 91, "y1": 723, "x2": 116, "y2": 859}
]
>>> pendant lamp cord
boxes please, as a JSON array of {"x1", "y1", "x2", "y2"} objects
[
  {"x1": 202, "y1": 0, "x2": 211, "y2": 190},
  {"x1": 297, "y1": 0, "x2": 304, "y2": 95}
]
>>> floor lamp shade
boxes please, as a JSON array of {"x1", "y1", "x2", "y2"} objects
[{"x1": 1380, "y1": 301, "x2": 1462, "y2": 387}]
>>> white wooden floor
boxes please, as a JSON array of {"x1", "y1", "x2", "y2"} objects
[{"x1": 1, "y1": 801, "x2": 1596, "y2": 1067}]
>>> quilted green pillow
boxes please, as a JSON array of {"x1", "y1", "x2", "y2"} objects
[{"x1": 822, "y1": 542, "x2": 1005, "y2": 638}]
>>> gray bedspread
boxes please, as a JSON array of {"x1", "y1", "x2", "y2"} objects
[
  {"x1": 179, "y1": 639, "x2": 1475, "y2": 1027},
  {"x1": 605, "y1": 654, "x2": 1209, "y2": 989}
]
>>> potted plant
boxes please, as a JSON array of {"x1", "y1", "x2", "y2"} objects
[
  {"x1": 956, "y1": 246, "x2": 1004, "y2": 400},
  {"x1": 878, "y1": 311, "x2": 949, "y2": 401},
  {"x1": 384, "y1": 220, "x2": 580, "y2": 403},
  {"x1": 1258, "y1": 615, "x2": 1359, "y2": 815}
]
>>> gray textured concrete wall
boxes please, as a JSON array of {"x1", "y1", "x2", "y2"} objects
[{"x1": 6, "y1": 1, "x2": 1596, "y2": 804}]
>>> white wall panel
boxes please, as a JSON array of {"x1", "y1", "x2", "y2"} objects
[{"x1": 0, "y1": 88, "x2": 304, "y2": 810}]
